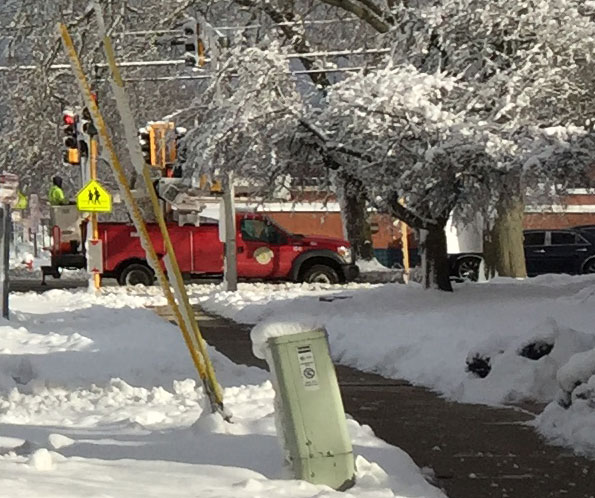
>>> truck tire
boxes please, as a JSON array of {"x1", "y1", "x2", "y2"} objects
[
  {"x1": 302, "y1": 264, "x2": 340, "y2": 284},
  {"x1": 118, "y1": 263, "x2": 154, "y2": 286}
]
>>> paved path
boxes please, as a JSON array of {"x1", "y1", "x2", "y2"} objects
[{"x1": 168, "y1": 307, "x2": 595, "y2": 497}]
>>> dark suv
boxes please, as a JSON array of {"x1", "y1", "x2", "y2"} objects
[{"x1": 524, "y1": 228, "x2": 595, "y2": 276}]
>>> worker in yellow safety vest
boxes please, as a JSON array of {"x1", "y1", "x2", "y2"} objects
[{"x1": 48, "y1": 176, "x2": 67, "y2": 205}]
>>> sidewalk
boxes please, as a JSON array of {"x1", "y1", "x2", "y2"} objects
[{"x1": 154, "y1": 306, "x2": 595, "y2": 498}]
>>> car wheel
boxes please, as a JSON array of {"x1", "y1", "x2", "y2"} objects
[
  {"x1": 303, "y1": 264, "x2": 340, "y2": 284},
  {"x1": 118, "y1": 263, "x2": 154, "y2": 286},
  {"x1": 582, "y1": 257, "x2": 595, "y2": 274},
  {"x1": 456, "y1": 257, "x2": 481, "y2": 282}
]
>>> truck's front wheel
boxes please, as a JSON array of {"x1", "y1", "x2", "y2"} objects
[
  {"x1": 302, "y1": 264, "x2": 340, "y2": 284},
  {"x1": 118, "y1": 263, "x2": 154, "y2": 286}
]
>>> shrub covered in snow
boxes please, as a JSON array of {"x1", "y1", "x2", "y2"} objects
[
  {"x1": 465, "y1": 318, "x2": 595, "y2": 403},
  {"x1": 536, "y1": 349, "x2": 595, "y2": 455},
  {"x1": 556, "y1": 348, "x2": 595, "y2": 409}
]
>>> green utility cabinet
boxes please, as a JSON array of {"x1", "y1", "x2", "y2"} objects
[{"x1": 266, "y1": 329, "x2": 355, "y2": 490}]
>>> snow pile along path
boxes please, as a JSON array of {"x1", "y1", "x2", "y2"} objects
[
  {"x1": 182, "y1": 277, "x2": 595, "y2": 458},
  {"x1": 0, "y1": 288, "x2": 444, "y2": 498}
]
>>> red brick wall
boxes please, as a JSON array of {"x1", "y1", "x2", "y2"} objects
[
  {"x1": 264, "y1": 192, "x2": 595, "y2": 250},
  {"x1": 524, "y1": 213, "x2": 595, "y2": 229},
  {"x1": 267, "y1": 212, "x2": 344, "y2": 238},
  {"x1": 267, "y1": 210, "x2": 595, "y2": 250},
  {"x1": 266, "y1": 211, "x2": 415, "y2": 249}
]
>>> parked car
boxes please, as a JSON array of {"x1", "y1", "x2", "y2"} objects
[
  {"x1": 573, "y1": 224, "x2": 595, "y2": 236},
  {"x1": 448, "y1": 253, "x2": 484, "y2": 281},
  {"x1": 524, "y1": 228, "x2": 595, "y2": 276},
  {"x1": 449, "y1": 228, "x2": 595, "y2": 281}
]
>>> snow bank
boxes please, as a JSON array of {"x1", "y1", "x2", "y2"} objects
[
  {"x1": 356, "y1": 258, "x2": 393, "y2": 272},
  {"x1": 535, "y1": 348, "x2": 595, "y2": 455},
  {"x1": 0, "y1": 287, "x2": 444, "y2": 498},
  {"x1": 464, "y1": 318, "x2": 595, "y2": 403},
  {"x1": 199, "y1": 277, "x2": 595, "y2": 406},
  {"x1": 557, "y1": 348, "x2": 595, "y2": 397},
  {"x1": 181, "y1": 276, "x2": 595, "y2": 456}
]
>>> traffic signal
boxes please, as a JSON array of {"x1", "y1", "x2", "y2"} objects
[
  {"x1": 164, "y1": 127, "x2": 187, "y2": 178},
  {"x1": 138, "y1": 126, "x2": 153, "y2": 165},
  {"x1": 175, "y1": 126, "x2": 187, "y2": 163},
  {"x1": 62, "y1": 109, "x2": 80, "y2": 165},
  {"x1": 79, "y1": 107, "x2": 97, "y2": 137},
  {"x1": 183, "y1": 19, "x2": 205, "y2": 67},
  {"x1": 77, "y1": 108, "x2": 90, "y2": 159},
  {"x1": 199, "y1": 174, "x2": 223, "y2": 194}
]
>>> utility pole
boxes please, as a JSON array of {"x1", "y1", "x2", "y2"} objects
[
  {"x1": 222, "y1": 172, "x2": 237, "y2": 291},
  {"x1": 0, "y1": 204, "x2": 10, "y2": 319},
  {"x1": 69, "y1": 4, "x2": 226, "y2": 417},
  {"x1": 30, "y1": 194, "x2": 40, "y2": 259},
  {"x1": 199, "y1": 16, "x2": 237, "y2": 291},
  {"x1": 0, "y1": 173, "x2": 19, "y2": 319}
]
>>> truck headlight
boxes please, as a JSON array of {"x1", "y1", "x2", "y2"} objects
[{"x1": 337, "y1": 246, "x2": 352, "y2": 263}]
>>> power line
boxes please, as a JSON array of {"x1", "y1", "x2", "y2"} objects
[
  {"x1": 0, "y1": 59, "x2": 197, "y2": 71},
  {"x1": 0, "y1": 17, "x2": 359, "y2": 35},
  {"x1": 115, "y1": 66, "x2": 377, "y2": 83},
  {"x1": 214, "y1": 17, "x2": 358, "y2": 31},
  {"x1": 0, "y1": 47, "x2": 387, "y2": 72}
]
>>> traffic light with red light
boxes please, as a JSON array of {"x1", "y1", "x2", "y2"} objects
[{"x1": 62, "y1": 109, "x2": 80, "y2": 165}]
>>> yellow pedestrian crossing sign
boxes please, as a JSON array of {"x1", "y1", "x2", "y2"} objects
[{"x1": 77, "y1": 180, "x2": 112, "y2": 213}]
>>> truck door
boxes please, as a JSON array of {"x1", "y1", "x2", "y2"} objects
[
  {"x1": 237, "y1": 217, "x2": 286, "y2": 278},
  {"x1": 166, "y1": 224, "x2": 192, "y2": 272},
  {"x1": 192, "y1": 225, "x2": 224, "y2": 275}
]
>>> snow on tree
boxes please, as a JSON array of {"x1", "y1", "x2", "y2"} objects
[
  {"x1": 383, "y1": 0, "x2": 595, "y2": 277},
  {"x1": 0, "y1": 0, "x2": 211, "y2": 195},
  {"x1": 184, "y1": 42, "x2": 305, "y2": 193},
  {"x1": 305, "y1": 64, "x2": 506, "y2": 290}
]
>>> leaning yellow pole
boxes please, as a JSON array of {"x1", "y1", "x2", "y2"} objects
[
  {"x1": 90, "y1": 138, "x2": 101, "y2": 290},
  {"x1": 401, "y1": 220, "x2": 410, "y2": 283},
  {"x1": 399, "y1": 199, "x2": 410, "y2": 284},
  {"x1": 58, "y1": 23, "x2": 226, "y2": 417},
  {"x1": 90, "y1": 5, "x2": 224, "y2": 410}
]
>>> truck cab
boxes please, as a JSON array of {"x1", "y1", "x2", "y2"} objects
[{"x1": 45, "y1": 207, "x2": 359, "y2": 286}]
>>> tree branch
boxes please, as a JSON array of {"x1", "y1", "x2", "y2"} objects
[
  {"x1": 387, "y1": 193, "x2": 437, "y2": 229},
  {"x1": 315, "y1": 0, "x2": 391, "y2": 33},
  {"x1": 233, "y1": 0, "x2": 333, "y2": 87}
]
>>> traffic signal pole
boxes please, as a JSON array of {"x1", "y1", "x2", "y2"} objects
[
  {"x1": 0, "y1": 204, "x2": 10, "y2": 319},
  {"x1": 90, "y1": 138, "x2": 100, "y2": 290}
]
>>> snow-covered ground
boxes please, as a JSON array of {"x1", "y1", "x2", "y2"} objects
[
  {"x1": 0, "y1": 288, "x2": 443, "y2": 498},
  {"x1": 182, "y1": 277, "x2": 595, "y2": 458}
]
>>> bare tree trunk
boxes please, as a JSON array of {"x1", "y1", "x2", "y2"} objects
[
  {"x1": 421, "y1": 218, "x2": 453, "y2": 291},
  {"x1": 483, "y1": 197, "x2": 527, "y2": 279},
  {"x1": 338, "y1": 174, "x2": 373, "y2": 261}
]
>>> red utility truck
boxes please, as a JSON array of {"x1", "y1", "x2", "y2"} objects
[{"x1": 45, "y1": 211, "x2": 359, "y2": 285}]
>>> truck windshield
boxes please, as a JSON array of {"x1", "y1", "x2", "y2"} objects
[{"x1": 240, "y1": 218, "x2": 286, "y2": 244}]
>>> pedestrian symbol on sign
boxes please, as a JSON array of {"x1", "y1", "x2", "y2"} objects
[{"x1": 76, "y1": 180, "x2": 112, "y2": 213}]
